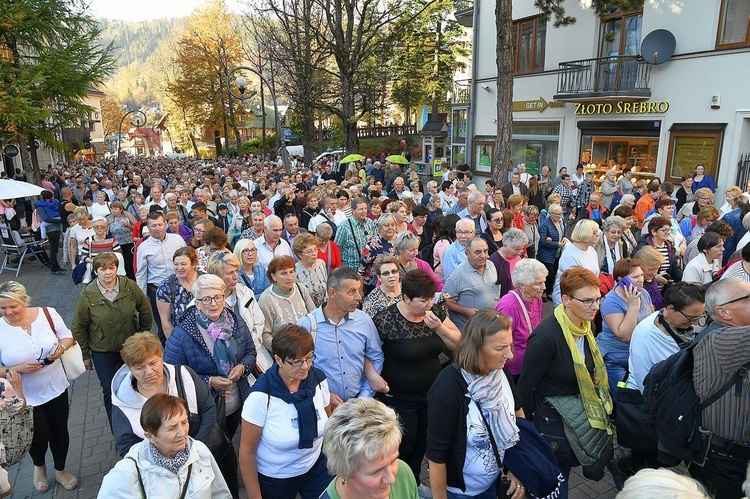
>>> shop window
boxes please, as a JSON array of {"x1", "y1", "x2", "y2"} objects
[
  {"x1": 717, "y1": 0, "x2": 750, "y2": 48},
  {"x1": 599, "y1": 11, "x2": 643, "y2": 57},
  {"x1": 515, "y1": 16, "x2": 546, "y2": 73},
  {"x1": 473, "y1": 142, "x2": 494, "y2": 174},
  {"x1": 512, "y1": 121, "x2": 560, "y2": 175},
  {"x1": 665, "y1": 128, "x2": 725, "y2": 182}
]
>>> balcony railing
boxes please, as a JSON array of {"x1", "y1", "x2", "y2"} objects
[
  {"x1": 452, "y1": 80, "x2": 471, "y2": 105},
  {"x1": 554, "y1": 55, "x2": 651, "y2": 100}
]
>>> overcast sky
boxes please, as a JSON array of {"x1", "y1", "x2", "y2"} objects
[{"x1": 87, "y1": 0, "x2": 244, "y2": 22}]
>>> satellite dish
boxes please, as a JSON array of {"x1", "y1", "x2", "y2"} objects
[{"x1": 641, "y1": 29, "x2": 676, "y2": 65}]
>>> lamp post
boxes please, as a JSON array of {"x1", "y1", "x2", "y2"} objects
[
  {"x1": 116, "y1": 110, "x2": 146, "y2": 166},
  {"x1": 226, "y1": 66, "x2": 289, "y2": 173}
]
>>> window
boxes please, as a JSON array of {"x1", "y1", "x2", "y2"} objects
[
  {"x1": 717, "y1": 0, "x2": 750, "y2": 48},
  {"x1": 515, "y1": 16, "x2": 546, "y2": 73},
  {"x1": 512, "y1": 122, "x2": 560, "y2": 174},
  {"x1": 599, "y1": 11, "x2": 643, "y2": 57},
  {"x1": 665, "y1": 125, "x2": 726, "y2": 182}
]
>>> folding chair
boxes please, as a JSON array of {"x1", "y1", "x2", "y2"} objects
[{"x1": 0, "y1": 223, "x2": 47, "y2": 276}]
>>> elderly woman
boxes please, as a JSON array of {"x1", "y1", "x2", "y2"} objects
[
  {"x1": 611, "y1": 283, "x2": 707, "y2": 481},
  {"x1": 494, "y1": 259, "x2": 548, "y2": 382},
  {"x1": 293, "y1": 232, "x2": 328, "y2": 307},
  {"x1": 394, "y1": 230, "x2": 444, "y2": 290},
  {"x1": 68, "y1": 207, "x2": 95, "y2": 265},
  {"x1": 612, "y1": 205, "x2": 638, "y2": 254},
  {"x1": 164, "y1": 274, "x2": 257, "y2": 440},
  {"x1": 538, "y1": 203, "x2": 566, "y2": 302},
  {"x1": 632, "y1": 246, "x2": 668, "y2": 310},
  {"x1": 720, "y1": 185, "x2": 744, "y2": 217},
  {"x1": 80, "y1": 215, "x2": 122, "y2": 269},
  {"x1": 197, "y1": 226, "x2": 229, "y2": 273},
  {"x1": 595, "y1": 258, "x2": 653, "y2": 399},
  {"x1": 241, "y1": 210, "x2": 266, "y2": 240},
  {"x1": 323, "y1": 398, "x2": 419, "y2": 498},
  {"x1": 552, "y1": 219, "x2": 601, "y2": 306},
  {"x1": 372, "y1": 270, "x2": 460, "y2": 491},
  {"x1": 677, "y1": 187, "x2": 714, "y2": 221},
  {"x1": 631, "y1": 217, "x2": 682, "y2": 282},
  {"x1": 106, "y1": 201, "x2": 137, "y2": 279},
  {"x1": 156, "y1": 247, "x2": 200, "y2": 339},
  {"x1": 489, "y1": 228, "x2": 528, "y2": 300},
  {"x1": 71, "y1": 252, "x2": 152, "y2": 429},
  {"x1": 234, "y1": 238, "x2": 272, "y2": 298},
  {"x1": 239, "y1": 325, "x2": 332, "y2": 499},
  {"x1": 132, "y1": 205, "x2": 151, "y2": 241},
  {"x1": 315, "y1": 223, "x2": 342, "y2": 273},
  {"x1": 520, "y1": 205, "x2": 539, "y2": 258},
  {"x1": 89, "y1": 190, "x2": 111, "y2": 219},
  {"x1": 427, "y1": 311, "x2": 529, "y2": 499},
  {"x1": 0, "y1": 281, "x2": 78, "y2": 492},
  {"x1": 258, "y1": 256, "x2": 316, "y2": 354},
  {"x1": 361, "y1": 255, "x2": 402, "y2": 317},
  {"x1": 600, "y1": 170, "x2": 618, "y2": 210},
  {"x1": 206, "y1": 252, "x2": 268, "y2": 374},
  {"x1": 358, "y1": 213, "x2": 398, "y2": 295},
  {"x1": 519, "y1": 268, "x2": 614, "y2": 495},
  {"x1": 682, "y1": 232, "x2": 724, "y2": 285},
  {"x1": 100, "y1": 394, "x2": 231, "y2": 498},
  {"x1": 593, "y1": 216, "x2": 626, "y2": 275}
]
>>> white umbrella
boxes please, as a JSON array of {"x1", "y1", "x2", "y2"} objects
[{"x1": 0, "y1": 179, "x2": 51, "y2": 199}]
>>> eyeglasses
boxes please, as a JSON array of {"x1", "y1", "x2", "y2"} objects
[
  {"x1": 550, "y1": 212, "x2": 563, "y2": 216},
  {"x1": 456, "y1": 230, "x2": 476, "y2": 235},
  {"x1": 196, "y1": 294, "x2": 225, "y2": 305},
  {"x1": 718, "y1": 293, "x2": 750, "y2": 308},
  {"x1": 379, "y1": 269, "x2": 399, "y2": 277},
  {"x1": 677, "y1": 309, "x2": 708, "y2": 326},
  {"x1": 241, "y1": 248, "x2": 257, "y2": 255},
  {"x1": 490, "y1": 218, "x2": 503, "y2": 223},
  {"x1": 570, "y1": 296, "x2": 602, "y2": 308},
  {"x1": 301, "y1": 249, "x2": 318, "y2": 256},
  {"x1": 284, "y1": 353, "x2": 315, "y2": 368}
]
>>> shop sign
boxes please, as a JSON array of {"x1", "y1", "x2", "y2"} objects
[
  {"x1": 3, "y1": 144, "x2": 19, "y2": 157},
  {"x1": 574, "y1": 101, "x2": 669, "y2": 115},
  {"x1": 512, "y1": 97, "x2": 565, "y2": 113}
]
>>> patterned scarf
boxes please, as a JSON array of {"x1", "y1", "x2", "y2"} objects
[
  {"x1": 461, "y1": 368, "x2": 519, "y2": 452},
  {"x1": 553, "y1": 304, "x2": 613, "y2": 434},
  {"x1": 148, "y1": 439, "x2": 191, "y2": 475},
  {"x1": 195, "y1": 310, "x2": 237, "y2": 377}
]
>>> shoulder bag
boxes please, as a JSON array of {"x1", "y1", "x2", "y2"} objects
[{"x1": 42, "y1": 307, "x2": 86, "y2": 381}]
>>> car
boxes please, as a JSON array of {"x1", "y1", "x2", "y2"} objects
[{"x1": 314, "y1": 149, "x2": 346, "y2": 162}]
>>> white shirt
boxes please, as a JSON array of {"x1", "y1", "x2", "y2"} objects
[
  {"x1": 253, "y1": 236, "x2": 293, "y2": 268},
  {"x1": 135, "y1": 233, "x2": 186, "y2": 293},
  {"x1": 0, "y1": 308, "x2": 72, "y2": 407}
]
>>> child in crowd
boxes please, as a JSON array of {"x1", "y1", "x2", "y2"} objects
[{"x1": 34, "y1": 191, "x2": 61, "y2": 242}]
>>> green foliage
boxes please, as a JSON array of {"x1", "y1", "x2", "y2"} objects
[{"x1": 534, "y1": 0, "x2": 645, "y2": 27}]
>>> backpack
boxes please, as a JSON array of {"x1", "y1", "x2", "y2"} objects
[
  {"x1": 419, "y1": 242, "x2": 437, "y2": 270},
  {"x1": 643, "y1": 328, "x2": 750, "y2": 465}
]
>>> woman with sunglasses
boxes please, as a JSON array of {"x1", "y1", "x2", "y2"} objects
[
  {"x1": 239, "y1": 324, "x2": 332, "y2": 499},
  {"x1": 361, "y1": 255, "x2": 402, "y2": 317},
  {"x1": 481, "y1": 207, "x2": 505, "y2": 255},
  {"x1": 611, "y1": 282, "x2": 706, "y2": 483},
  {"x1": 234, "y1": 239, "x2": 271, "y2": 298}
]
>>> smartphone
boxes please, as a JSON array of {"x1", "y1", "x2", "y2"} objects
[{"x1": 617, "y1": 276, "x2": 634, "y2": 289}]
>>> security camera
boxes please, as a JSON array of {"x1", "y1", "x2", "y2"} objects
[{"x1": 481, "y1": 84, "x2": 491, "y2": 91}]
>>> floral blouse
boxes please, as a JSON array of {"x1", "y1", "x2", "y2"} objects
[
  {"x1": 361, "y1": 286, "x2": 402, "y2": 317},
  {"x1": 295, "y1": 260, "x2": 328, "y2": 307},
  {"x1": 156, "y1": 275, "x2": 196, "y2": 325},
  {"x1": 357, "y1": 236, "x2": 395, "y2": 287},
  {"x1": 0, "y1": 378, "x2": 27, "y2": 467}
]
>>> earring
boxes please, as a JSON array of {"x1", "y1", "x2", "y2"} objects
[{"x1": 341, "y1": 478, "x2": 346, "y2": 485}]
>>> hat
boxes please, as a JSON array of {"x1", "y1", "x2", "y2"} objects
[
  {"x1": 91, "y1": 216, "x2": 106, "y2": 224},
  {"x1": 89, "y1": 179, "x2": 99, "y2": 184},
  {"x1": 218, "y1": 203, "x2": 228, "y2": 210}
]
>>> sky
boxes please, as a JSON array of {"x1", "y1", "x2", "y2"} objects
[{"x1": 86, "y1": 0, "x2": 244, "y2": 22}]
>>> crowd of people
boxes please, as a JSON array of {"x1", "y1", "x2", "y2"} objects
[{"x1": 0, "y1": 154, "x2": 750, "y2": 498}]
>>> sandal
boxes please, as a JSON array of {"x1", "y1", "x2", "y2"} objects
[
  {"x1": 54, "y1": 471, "x2": 78, "y2": 491},
  {"x1": 34, "y1": 466, "x2": 48, "y2": 493}
]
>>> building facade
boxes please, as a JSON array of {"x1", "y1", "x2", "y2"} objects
[{"x1": 456, "y1": 0, "x2": 750, "y2": 200}]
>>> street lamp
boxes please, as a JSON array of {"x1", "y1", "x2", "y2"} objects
[
  {"x1": 116, "y1": 110, "x2": 147, "y2": 166},
  {"x1": 227, "y1": 66, "x2": 289, "y2": 173}
]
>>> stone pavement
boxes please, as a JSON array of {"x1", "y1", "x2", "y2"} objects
[{"x1": 1, "y1": 258, "x2": 618, "y2": 498}]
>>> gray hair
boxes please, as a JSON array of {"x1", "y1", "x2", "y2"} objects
[
  {"x1": 455, "y1": 218, "x2": 474, "y2": 231},
  {"x1": 393, "y1": 230, "x2": 419, "y2": 254},
  {"x1": 264, "y1": 214, "x2": 282, "y2": 229},
  {"x1": 743, "y1": 212, "x2": 750, "y2": 232},
  {"x1": 323, "y1": 398, "x2": 402, "y2": 479},
  {"x1": 467, "y1": 191, "x2": 486, "y2": 204},
  {"x1": 429, "y1": 194, "x2": 441, "y2": 205},
  {"x1": 164, "y1": 192, "x2": 177, "y2": 201},
  {"x1": 620, "y1": 194, "x2": 636, "y2": 206},
  {"x1": 191, "y1": 273, "x2": 226, "y2": 297},
  {"x1": 377, "y1": 212, "x2": 397, "y2": 229},
  {"x1": 617, "y1": 468, "x2": 710, "y2": 499},
  {"x1": 502, "y1": 228, "x2": 528, "y2": 249},
  {"x1": 315, "y1": 222, "x2": 333, "y2": 240},
  {"x1": 511, "y1": 259, "x2": 548, "y2": 287},
  {"x1": 327, "y1": 266, "x2": 360, "y2": 292},
  {"x1": 464, "y1": 236, "x2": 488, "y2": 255},
  {"x1": 427, "y1": 180, "x2": 437, "y2": 190},
  {"x1": 602, "y1": 215, "x2": 626, "y2": 232},
  {"x1": 705, "y1": 278, "x2": 744, "y2": 320}
]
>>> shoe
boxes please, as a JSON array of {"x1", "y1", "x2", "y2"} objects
[
  {"x1": 417, "y1": 483, "x2": 433, "y2": 499},
  {"x1": 606, "y1": 457, "x2": 626, "y2": 491},
  {"x1": 38, "y1": 238, "x2": 48, "y2": 245},
  {"x1": 54, "y1": 471, "x2": 78, "y2": 491},
  {"x1": 50, "y1": 270, "x2": 63, "y2": 275},
  {"x1": 34, "y1": 466, "x2": 48, "y2": 493}
]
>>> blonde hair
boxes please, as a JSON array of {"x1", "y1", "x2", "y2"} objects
[
  {"x1": 617, "y1": 468, "x2": 710, "y2": 498},
  {"x1": 0, "y1": 281, "x2": 30, "y2": 305},
  {"x1": 571, "y1": 219, "x2": 600, "y2": 243},
  {"x1": 634, "y1": 245, "x2": 666, "y2": 266}
]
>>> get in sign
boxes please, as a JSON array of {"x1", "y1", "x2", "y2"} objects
[{"x1": 513, "y1": 97, "x2": 549, "y2": 112}]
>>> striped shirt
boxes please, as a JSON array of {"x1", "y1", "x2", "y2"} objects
[
  {"x1": 334, "y1": 216, "x2": 377, "y2": 270},
  {"x1": 720, "y1": 260, "x2": 750, "y2": 283},
  {"x1": 80, "y1": 236, "x2": 121, "y2": 260},
  {"x1": 693, "y1": 325, "x2": 750, "y2": 443}
]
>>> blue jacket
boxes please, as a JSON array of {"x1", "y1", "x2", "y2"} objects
[
  {"x1": 239, "y1": 266, "x2": 271, "y2": 298},
  {"x1": 537, "y1": 217, "x2": 563, "y2": 264},
  {"x1": 722, "y1": 208, "x2": 747, "y2": 266},
  {"x1": 164, "y1": 305, "x2": 257, "y2": 399}
]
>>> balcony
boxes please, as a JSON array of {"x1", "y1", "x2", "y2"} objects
[
  {"x1": 453, "y1": 0, "x2": 473, "y2": 27},
  {"x1": 451, "y1": 80, "x2": 471, "y2": 105},
  {"x1": 553, "y1": 55, "x2": 651, "y2": 101}
]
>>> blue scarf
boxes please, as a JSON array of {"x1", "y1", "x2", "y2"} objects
[
  {"x1": 148, "y1": 439, "x2": 191, "y2": 475},
  {"x1": 249, "y1": 364, "x2": 324, "y2": 449},
  {"x1": 195, "y1": 310, "x2": 237, "y2": 377}
]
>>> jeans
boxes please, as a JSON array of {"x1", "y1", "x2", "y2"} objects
[
  {"x1": 446, "y1": 477, "x2": 506, "y2": 499},
  {"x1": 602, "y1": 351, "x2": 628, "y2": 400},
  {"x1": 688, "y1": 447, "x2": 748, "y2": 499},
  {"x1": 90, "y1": 351, "x2": 125, "y2": 431},
  {"x1": 29, "y1": 389, "x2": 70, "y2": 471},
  {"x1": 47, "y1": 229, "x2": 61, "y2": 272},
  {"x1": 378, "y1": 395, "x2": 428, "y2": 482},
  {"x1": 147, "y1": 284, "x2": 165, "y2": 343},
  {"x1": 258, "y1": 453, "x2": 332, "y2": 499}
]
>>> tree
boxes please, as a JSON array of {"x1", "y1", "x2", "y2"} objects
[
  {"x1": 100, "y1": 94, "x2": 126, "y2": 137},
  {"x1": 0, "y1": 0, "x2": 116, "y2": 182},
  {"x1": 493, "y1": 0, "x2": 645, "y2": 183}
]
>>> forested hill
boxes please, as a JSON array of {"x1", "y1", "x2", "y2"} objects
[{"x1": 97, "y1": 18, "x2": 183, "y2": 109}]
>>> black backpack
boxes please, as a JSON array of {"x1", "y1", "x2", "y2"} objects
[{"x1": 643, "y1": 327, "x2": 750, "y2": 465}]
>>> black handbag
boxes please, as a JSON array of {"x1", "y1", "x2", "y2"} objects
[
  {"x1": 615, "y1": 386, "x2": 658, "y2": 452},
  {"x1": 174, "y1": 365, "x2": 232, "y2": 457}
]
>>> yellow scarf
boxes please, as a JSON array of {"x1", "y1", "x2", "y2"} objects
[{"x1": 553, "y1": 304, "x2": 613, "y2": 434}]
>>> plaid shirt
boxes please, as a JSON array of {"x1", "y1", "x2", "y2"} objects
[
  {"x1": 334, "y1": 216, "x2": 378, "y2": 269},
  {"x1": 553, "y1": 183, "x2": 574, "y2": 212},
  {"x1": 575, "y1": 179, "x2": 595, "y2": 208}
]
